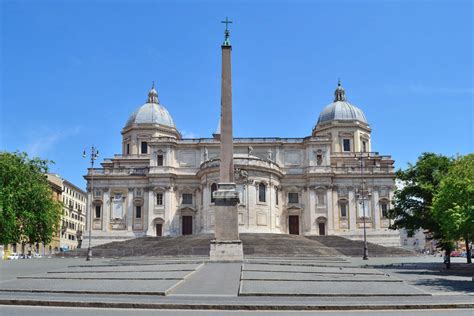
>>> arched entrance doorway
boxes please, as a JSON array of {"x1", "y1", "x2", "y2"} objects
[
  {"x1": 152, "y1": 217, "x2": 164, "y2": 237},
  {"x1": 316, "y1": 216, "x2": 327, "y2": 236}
]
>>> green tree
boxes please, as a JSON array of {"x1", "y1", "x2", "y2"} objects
[
  {"x1": 0, "y1": 152, "x2": 62, "y2": 247},
  {"x1": 432, "y1": 154, "x2": 474, "y2": 264},
  {"x1": 389, "y1": 153, "x2": 454, "y2": 265}
]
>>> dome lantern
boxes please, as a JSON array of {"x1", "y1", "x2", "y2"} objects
[
  {"x1": 147, "y1": 81, "x2": 159, "y2": 104},
  {"x1": 334, "y1": 78, "x2": 346, "y2": 102}
]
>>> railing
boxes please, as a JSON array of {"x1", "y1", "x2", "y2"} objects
[
  {"x1": 88, "y1": 167, "x2": 149, "y2": 176},
  {"x1": 331, "y1": 152, "x2": 392, "y2": 160},
  {"x1": 114, "y1": 154, "x2": 150, "y2": 159},
  {"x1": 179, "y1": 136, "x2": 329, "y2": 144},
  {"x1": 333, "y1": 166, "x2": 394, "y2": 174},
  {"x1": 200, "y1": 156, "x2": 282, "y2": 173}
]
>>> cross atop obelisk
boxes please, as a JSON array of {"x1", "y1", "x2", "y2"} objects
[
  {"x1": 210, "y1": 17, "x2": 243, "y2": 261},
  {"x1": 221, "y1": 17, "x2": 232, "y2": 46}
]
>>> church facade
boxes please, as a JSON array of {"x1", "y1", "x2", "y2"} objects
[{"x1": 85, "y1": 51, "x2": 398, "y2": 248}]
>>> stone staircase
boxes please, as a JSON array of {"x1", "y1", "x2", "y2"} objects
[
  {"x1": 305, "y1": 235, "x2": 415, "y2": 257},
  {"x1": 61, "y1": 233, "x2": 341, "y2": 258}
]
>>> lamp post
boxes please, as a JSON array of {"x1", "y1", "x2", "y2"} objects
[
  {"x1": 83, "y1": 146, "x2": 99, "y2": 261},
  {"x1": 356, "y1": 151, "x2": 370, "y2": 260}
]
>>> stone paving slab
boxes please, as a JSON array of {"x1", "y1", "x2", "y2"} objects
[
  {"x1": 239, "y1": 280, "x2": 429, "y2": 296},
  {"x1": 51, "y1": 263, "x2": 201, "y2": 273},
  {"x1": 0, "y1": 279, "x2": 182, "y2": 295},
  {"x1": 241, "y1": 271, "x2": 401, "y2": 282},
  {"x1": 18, "y1": 271, "x2": 192, "y2": 280},
  {"x1": 170, "y1": 263, "x2": 241, "y2": 296},
  {"x1": 243, "y1": 264, "x2": 383, "y2": 275},
  {"x1": 245, "y1": 256, "x2": 349, "y2": 262}
]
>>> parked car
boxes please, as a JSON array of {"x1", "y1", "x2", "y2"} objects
[
  {"x1": 450, "y1": 251, "x2": 461, "y2": 257},
  {"x1": 32, "y1": 253, "x2": 42, "y2": 259},
  {"x1": 7, "y1": 253, "x2": 19, "y2": 260}
]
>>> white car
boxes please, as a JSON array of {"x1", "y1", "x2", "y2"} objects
[
  {"x1": 33, "y1": 253, "x2": 42, "y2": 259},
  {"x1": 7, "y1": 253, "x2": 19, "y2": 260}
]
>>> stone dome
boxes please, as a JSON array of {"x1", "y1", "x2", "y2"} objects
[
  {"x1": 125, "y1": 84, "x2": 176, "y2": 128},
  {"x1": 316, "y1": 81, "x2": 368, "y2": 125}
]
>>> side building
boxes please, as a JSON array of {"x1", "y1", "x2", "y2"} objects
[
  {"x1": 2, "y1": 173, "x2": 80, "y2": 258},
  {"x1": 59, "y1": 178, "x2": 87, "y2": 251}
]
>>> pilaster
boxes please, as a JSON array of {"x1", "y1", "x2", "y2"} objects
[
  {"x1": 127, "y1": 189, "x2": 133, "y2": 231},
  {"x1": 326, "y1": 187, "x2": 334, "y2": 234},
  {"x1": 348, "y1": 189, "x2": 356, "y2": 230},
  {"x1": 373, "y1": 189, "x2": 381, "y2": 229},
  {"x1": 102, "y1": 190, "x2": 109, "y2": 232}
]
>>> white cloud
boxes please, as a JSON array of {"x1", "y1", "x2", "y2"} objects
[
  {"x1": 26, "y1": 125, "x2": 82, "y2": 157},
  {"x1": 181, "y1": 130, "x2": 199, "y2": 139}
]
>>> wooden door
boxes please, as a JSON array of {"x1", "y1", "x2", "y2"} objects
[
  {"x1": 319, "y1": 222, "x2": 325, "y2": 236},
  {"x1": 156, "y1": 224, "x2": 162, "y2": 237},
  {"x1": 182, "y1": 216, "x2": 193, "y2": 235},
  {"x1": 289, "y1": 215, "x2": 299, "y2": 235}
]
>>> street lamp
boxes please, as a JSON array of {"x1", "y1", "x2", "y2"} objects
[{"x1": 83, "y1": 146, "x2": 99, "y2": 261}]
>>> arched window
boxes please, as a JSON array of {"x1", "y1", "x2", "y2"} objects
[
  {"x1": 380, "y1": 201, "x2": 389, "y2": 218},
  {"x1": 157, "y1": 154, "x2": 164, "y2": 166},
  {"x1": 210, "y1": 183, "x2": 218, "y2": 203},
  {"x1": 258, "y1": 183, "x2": 266, "y2": 203},
  {"x1": 339, "y1": 200, "x2": 348, "y2": 218}
]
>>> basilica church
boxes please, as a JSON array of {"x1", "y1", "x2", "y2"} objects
[{"x1": 85, "y1": 39, "x2": 399, "y2": 248}]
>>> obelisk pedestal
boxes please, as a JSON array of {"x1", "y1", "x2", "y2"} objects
[
  {"x1": 209, "y1": 19, "x2": 243, "y2": 261},
  {"x1": 209, "y1": 183, "x2": 242, "y2": 261}
]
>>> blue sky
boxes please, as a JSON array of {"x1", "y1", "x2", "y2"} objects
[{"x1": 1, "y1": 0, "x2": 473, "y2": 189}]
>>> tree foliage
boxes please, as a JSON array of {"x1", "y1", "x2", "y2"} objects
[
  {"x1": 432, "y1": 154, "x2": 474, "y2": 262},
  {"x1": 389, "y1": 152, "x2": 452, "y2": 238},
  {"x1": 0, "y1": 152, "x2": 62, "y2": 246}
]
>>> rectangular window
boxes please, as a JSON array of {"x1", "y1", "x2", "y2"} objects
[
  {"x1": 362, "y1": 141, "x2": 367, "y2": 153},
  {"x1": 381, "y1": 203, "x2": 388, "y2": 218},
  {"x1": 141, "y1": 141, "x2": 148, "y2": 154},
  {"x1": 156, "y1": 193, "x2": 163, "y2": 206},
  {"x1": 95, "y1": 205, "x2": 101, "y2": 218},
  {"x1": 126, "y1": 143, "x2": 130, "y2": 155},
  {"x1": 136, "y1": 206, "x2": 142, "y2": 219},
  {"x1": 340, "y1": 203, "x2": 347, "y2": 217},
  {"x1": 275, "y1": 189, "x2": 279, "y2": 205},
  {"x1": 182, "y1": 193, "x2": 193, "y2": 205},
  {"x1": 288, "y1": 192, "x2": 299, "y2": 204},
  {"x1": 157, "y1": 155, "x2": 164, "y2": 166},
  {"x1": 343, "y1": 139, "x2": 351, "y2": 152}
]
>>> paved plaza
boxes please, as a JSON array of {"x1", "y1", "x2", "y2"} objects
[{"x1": 0, "y1": 255, "x2": 473, "y2": 312}]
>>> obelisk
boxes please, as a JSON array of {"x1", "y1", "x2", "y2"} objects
[{"x1": 209, "y1": 17, "x2": 243, "y2": 261}]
